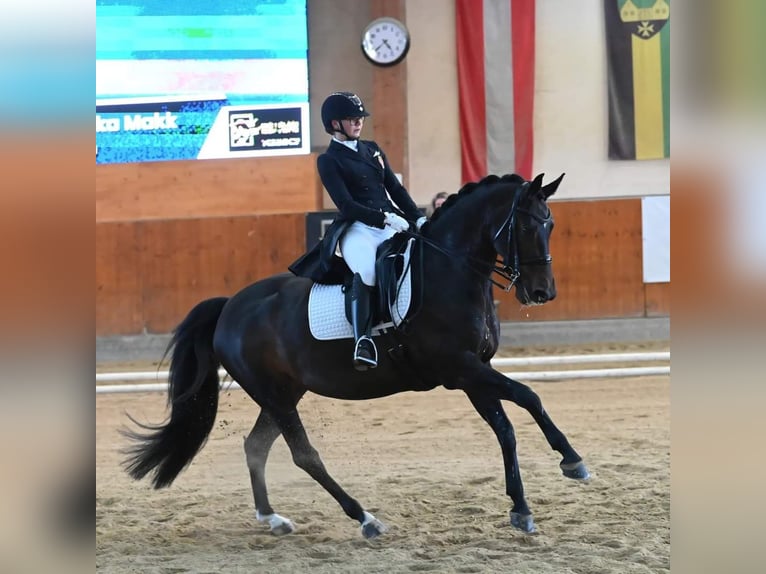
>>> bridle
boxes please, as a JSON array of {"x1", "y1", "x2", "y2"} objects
[
  {"x1": 490, "y1": 182, "x2": 553, "y2": 291},
  {"x1": 406, "y1": 182, "x2": 553, "y2": 292}
]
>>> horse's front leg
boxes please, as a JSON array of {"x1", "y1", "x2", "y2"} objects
[
  {"x1": 493, "y1": 369, "x2": 590, "y2": 480},
  {"x1": 465, "y1": 391, "x2": 536, "y2": 533},
  {"x1": 454, "y1": 361, "x2": 590, "y2": 480}
]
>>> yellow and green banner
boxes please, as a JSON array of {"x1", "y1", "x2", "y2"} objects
[{"x1": 606, "y1": 0, "x2": 670, "y2": 160}]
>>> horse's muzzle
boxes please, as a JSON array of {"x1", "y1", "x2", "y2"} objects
[
  {"x1": 532, "y1": 289, "x2": 555, "y2": 304},
  {"x1": 516, "y1": 281, "x2": 556, "y2": 306}
]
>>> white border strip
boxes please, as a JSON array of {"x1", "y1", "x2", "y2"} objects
[
  {"x1": 96, "y1": 367, "x2": 670, "y2": 395},
  {"x1": 492, "y1": 351, "x2": 669, "y2": 366},
  {"x1": 95, "y1": 352, "x2": 670, "y2": 383},
  {"x1": 96, "y1": 369, "x2": 229, "y2": 382},
  {"x1": 97, "y1": 382, "x2": 241, "y2": 395},
  {"x1": 502, "y1": 366, "x2": 669, "y2": 381}
]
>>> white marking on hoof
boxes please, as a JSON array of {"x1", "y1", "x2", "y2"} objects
[
  {"x1": 361, "y1": 511, "x2": 388, "y2": 539},
  {"x1": 256, "y1": 511, "x2": 295, "y2": 535}
]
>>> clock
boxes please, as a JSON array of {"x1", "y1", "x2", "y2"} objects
[{"x1": 361, "y1": 17, "x2": 410, "y2": 67}]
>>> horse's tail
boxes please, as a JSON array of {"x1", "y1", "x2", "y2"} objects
[{"x1": 122, "y1": 297, "x2": 229, "y2": 489}]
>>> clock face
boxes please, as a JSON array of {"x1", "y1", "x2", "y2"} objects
[{"x1": 361, "y1": 17, "x2": 410, "y2": 66}]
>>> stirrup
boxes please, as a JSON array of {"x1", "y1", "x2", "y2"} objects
[{"x1": 353, "y1": 336, "x2": 378, "y2": 370}]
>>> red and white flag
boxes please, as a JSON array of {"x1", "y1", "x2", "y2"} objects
[{"x1": 456, "y1": 0, "x2": 535, "y2": 184}]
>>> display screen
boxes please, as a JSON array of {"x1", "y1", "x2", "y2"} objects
[{"x1": 96, "y1": 0, "x2": 309, "y2": 164}]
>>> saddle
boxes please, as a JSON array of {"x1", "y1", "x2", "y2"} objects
[
  {"x1": 347, "y1": 232, "x2": 415, "y2": 325},
  {"x1": 307, "y1": 234, "x2": 420, "y2": 341}
]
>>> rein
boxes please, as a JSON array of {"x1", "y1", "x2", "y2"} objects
[{"x1": 403, "y1": 231, "x2": 516, "y2": 291}]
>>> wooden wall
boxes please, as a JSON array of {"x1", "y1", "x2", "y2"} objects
[
  {"x1": 96, "y1": 214, "x2": 305, "y2": 335},
  {"x1": 371, "y1": 0, "x2": 408, "y2": 185},
  {"x1": 496, "y1": 197, "x2": 670, "y2": 322},
  {"x1": 96, "y1": 154, "x2": 320, "y2": 335},
  {"x1": 96, "y1": 194, "x2": 669, "y2": 335},
  {"x1": 96, "y1": 154, "x2": 321, "y2": 221}
]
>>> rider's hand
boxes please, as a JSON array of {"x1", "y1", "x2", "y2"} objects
[
  {"x1": 415, "y1": 216, "x2": 427, "y2": 231},
  {"x1": 384, "y1": 212, "x2": 409, "y2": 232}
]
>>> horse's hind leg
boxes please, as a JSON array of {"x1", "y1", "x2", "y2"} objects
[
  {"x1": 466, "y1": 391, "x2": 536, "y2": 533},
  {"x1": 272, "y1": 408, "x2": 389, "y2": 539},
  {"x1": 244, "y1": 410, "x2": 295, "y2": 535}
]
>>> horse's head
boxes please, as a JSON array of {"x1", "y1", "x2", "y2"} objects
[{"x1": 492, "y1": 173, "x2": 563, "y2": 306}]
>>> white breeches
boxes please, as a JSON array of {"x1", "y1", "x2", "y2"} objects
[{"x1": 340, "y1": 221, "x2": 397, "y2": 286}]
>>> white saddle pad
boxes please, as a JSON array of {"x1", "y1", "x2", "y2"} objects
[{"x1": 308, "y1": 238, "x2": 415, "y2": 341}]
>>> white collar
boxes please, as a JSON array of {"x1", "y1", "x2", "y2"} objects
[{"x1": 332, "y1": 137, "x2": 358, "y2": 152}]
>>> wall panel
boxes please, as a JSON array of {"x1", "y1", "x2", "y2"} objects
[
  {"x1": 371, "y1": 0, "x2": 408, "y2": 185},
  {"x1": 96, "y1": 214, "x2": 305, "y2": 335},
  {"x1": 96, "y1": 154, "x2": 320, "y2": 222},
  {"x1": 97, "y1": 198, "x2": 668, "y2": 335},
  {"x1": 645, "y1": 282, "x2": 670, "y2": 317},
  {"x1": 96, "y1": 222, "x2": 143, "y2": 334},
  {"x1": 497, "y1": 198, "x2": 646, "y2": 322}
]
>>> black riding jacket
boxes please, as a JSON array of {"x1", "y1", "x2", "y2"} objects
[{"x1": 318, "y1": 139, "x2": 421, "y2": 227}]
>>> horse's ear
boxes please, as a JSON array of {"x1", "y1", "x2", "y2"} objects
[
  {"x1": 528, "y1": 173, "x2": 545, "y2": 195},
  {"x1": 540, "y1": 173, "x2": 565, "y2": 199}
]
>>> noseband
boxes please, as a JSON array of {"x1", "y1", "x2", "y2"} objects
[{"x1": 491, "y1": 183, "x2": 553, "y2": 291}]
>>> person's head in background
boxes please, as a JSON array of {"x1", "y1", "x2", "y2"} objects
[{"x1": 430, "y1": 192, "x2": 449, "y2": 216}]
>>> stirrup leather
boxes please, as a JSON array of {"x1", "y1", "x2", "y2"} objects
[{"x1": 353, "y1": 335, "x2": 378, "y2": 368}]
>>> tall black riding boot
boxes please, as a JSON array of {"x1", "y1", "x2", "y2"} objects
[{"x1": 350, "y1": 273, "x2": 378, "y2": 371}]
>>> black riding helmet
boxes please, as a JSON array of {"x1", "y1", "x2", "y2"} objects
[{"x1": 321, "y1": 92, "x2": 370, "y2": 138}]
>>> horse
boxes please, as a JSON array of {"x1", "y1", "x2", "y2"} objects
[{"x1": 122, "y1": 172, "x2": 590, "y2": 537}]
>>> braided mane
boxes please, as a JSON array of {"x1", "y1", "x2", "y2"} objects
[{"x1": 429, "y1": 173, "x2": 525, "y2": 224}]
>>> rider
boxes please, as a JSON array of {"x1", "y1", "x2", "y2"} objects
[{"x1": 315, "y1": 91, "x2": 426, "y2": 371}]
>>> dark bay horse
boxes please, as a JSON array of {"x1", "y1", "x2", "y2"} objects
[{"x1": 123, "y1": 172, "x2": 589, "y2": 537}]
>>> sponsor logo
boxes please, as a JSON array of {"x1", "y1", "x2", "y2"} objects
[{"x1": 228, "y1": 108, "x2": 303, "y2": 152}]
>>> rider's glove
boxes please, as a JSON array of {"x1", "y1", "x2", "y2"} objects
[
  {"x1": 383, "y1": 212, "x2": 409, "y2": 232},
  {"x1": 415, "y1": 216, "x2": 427, "y2": 231}
]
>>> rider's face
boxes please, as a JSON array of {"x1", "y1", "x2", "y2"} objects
[{"x1": 335, "y1": 117, "x2": 364, "y2": 139}]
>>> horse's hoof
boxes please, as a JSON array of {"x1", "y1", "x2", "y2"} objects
[
  {"x1": 257, "y1": 511, "x2": 295, "y2": 536},
  {"x1": 361, "y1": 511, "x2": 388, "y2": 539},
  {"x1": 510, "y1": 511, "x2": 536, "y2": 533},
  {"x1": 270, "y1": 519, "x2": 296, "y2": 536},
  {"x1": 560, "y1": 460, "x2": 591, "y2": 481}
]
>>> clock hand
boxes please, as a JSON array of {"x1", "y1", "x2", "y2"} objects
[{"x1": 382, "y1": 39, "x2": 392, "y2": 49}]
